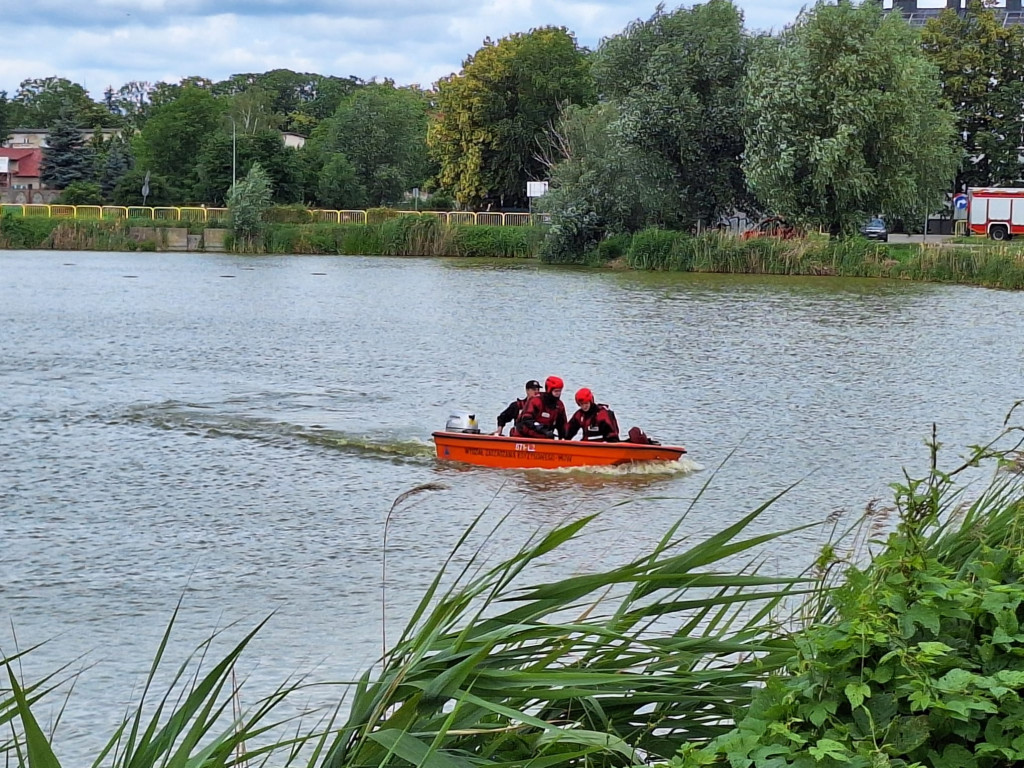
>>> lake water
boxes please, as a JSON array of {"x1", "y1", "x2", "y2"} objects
[{"x1": 2, "y1": 250, "x2": 1021, "y2": 760}]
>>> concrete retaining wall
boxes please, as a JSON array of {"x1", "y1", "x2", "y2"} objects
[{"x1": 126, "y1": 227, "x2": 228, "y2": 252}]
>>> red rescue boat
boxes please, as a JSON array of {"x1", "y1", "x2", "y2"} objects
[{"x1": 432, "y1": 431, "x2": 686, "y2": 470}]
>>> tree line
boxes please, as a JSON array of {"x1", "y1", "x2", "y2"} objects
[{"x1": 0, "y1": 1, "x2": 1020, "y2": 257}]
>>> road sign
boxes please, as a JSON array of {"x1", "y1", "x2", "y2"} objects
[
  {"x1": 953, "y1": 194, "x2": 968, "y2": 210},
  {"x1": 526, "y1": 181, "x2": 549, "y2": 198}
]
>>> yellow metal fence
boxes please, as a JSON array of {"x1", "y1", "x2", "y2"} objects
[{"x1": 0, "y1": 205, "x2": 541, "y2": 226}]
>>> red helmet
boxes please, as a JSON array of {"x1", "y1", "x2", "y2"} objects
[
  {"x1": 574, "y1": 387, "x2": 594, "y2": 405},
  {"x1": 545, "y1": 375, "x2": 564, "y2": 391}
]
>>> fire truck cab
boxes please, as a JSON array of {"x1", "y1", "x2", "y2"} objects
[{"x1": 968, "y1": 187, "x2": 1024, "y2": 240}]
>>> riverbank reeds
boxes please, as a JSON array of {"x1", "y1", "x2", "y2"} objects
[
  {"x1": 260, "y1": 220, "x2": 545, "y2": 257},
  {"x1": 619, "y1": 228, "x2": 1024, "y2": 289}
]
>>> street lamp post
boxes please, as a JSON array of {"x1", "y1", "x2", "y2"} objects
[{"x1": 228, "y1": 115, "x2": 237, "y2": 192}]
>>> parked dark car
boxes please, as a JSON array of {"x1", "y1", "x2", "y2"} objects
[{"x1": 860, "y1": 218, "x2": 889, "y2": 242}]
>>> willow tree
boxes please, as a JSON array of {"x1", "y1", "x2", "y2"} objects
[
  {"x1": 428, "y1": 27, "x2": 595, "y2": 209},
  {"x1": 744, "y1": 1, "x2": 960, "y2": 237},
  {"x1": 591, "y1": 0, "x2": 753, "y2": 229}
]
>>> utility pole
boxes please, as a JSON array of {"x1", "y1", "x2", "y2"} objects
[{"x1": 228, "y1": 115, "x2": 237, "y2": 192}]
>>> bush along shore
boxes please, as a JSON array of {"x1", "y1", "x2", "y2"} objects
[
  {"x1": 4, "y1": 419, "x2": 1024, "y2": 768},
  {"x1": 5, "y1": 213, "x2": 1024, "y2": 290},
  {"x1": 0, "y1": 213, "x2": 547, "y2": 259}
]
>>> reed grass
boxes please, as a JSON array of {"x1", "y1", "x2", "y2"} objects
[
  {"x1": 2, "y1": 606, "x2": 333, "y2": 768},
  {"x1": 620, "y1": 229, "x2": 1024, "y2": 289},
  {"x1": 258, "y1": 221, "x2": 545, "y2": 257}
]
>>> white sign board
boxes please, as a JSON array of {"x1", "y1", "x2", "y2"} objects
[
  {"x1": 526, "y1": 181, "x2": 549, "y2": 198},
  {"x1": 0, "y1": 157, "x2": 8, "y2": 174}
]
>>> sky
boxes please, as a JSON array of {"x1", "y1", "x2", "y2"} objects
[{"x1": 0, "y1": 0, "x2": 946, "y2": 98}]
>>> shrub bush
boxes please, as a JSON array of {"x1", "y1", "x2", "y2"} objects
[
  {"x1": 0, "y1": 214, "x2": 60, "y2": 248},
  {"x1": 263, "y1": 205, "x2": 312, "y2": 224}
]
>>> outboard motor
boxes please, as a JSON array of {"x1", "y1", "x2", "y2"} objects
[{"x1": 445, "y1": 411, "x2": 481, "y2": 433}]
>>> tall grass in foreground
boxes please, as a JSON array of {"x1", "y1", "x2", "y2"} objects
[
  {"x1": 2, "y1": 491, "x2": 816, "y2": 768},
  {"x1": 2, "y1": 609, "x2": 337, "y2": 768},
  {"x1": 323, "y1": 497, "x2": 816, "y2": 768},
  {"x1": 6, "y1": 413, "x2": 1024, "y2": 768}
]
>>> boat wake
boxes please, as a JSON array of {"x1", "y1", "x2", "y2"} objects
[
  {"x1": 542, "y1": 456, "x2": 704, "y2": 477},
  {"x1": 114, "y1": 400, "x2": 435, "y2": 462}
]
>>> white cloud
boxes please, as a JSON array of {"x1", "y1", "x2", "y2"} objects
[{"x1": 0, "y1": 0, "x2": 807, "y2": 97}]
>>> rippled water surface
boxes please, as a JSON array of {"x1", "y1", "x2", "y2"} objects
[{"x1": 2, "y1": 250, "x2": 1022, "y2": 758}]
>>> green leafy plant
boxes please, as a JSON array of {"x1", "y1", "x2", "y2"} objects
[{"x1": 677, "y1": 416, "x2": 1024, "y2": 768}]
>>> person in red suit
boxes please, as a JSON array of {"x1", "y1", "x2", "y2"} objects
[
  {"x1": 516, "y1": 376, "x2": 568, "y2": 439},
  {"x1": 565, "y1": 388, "x2": 620, "y2": 442}
]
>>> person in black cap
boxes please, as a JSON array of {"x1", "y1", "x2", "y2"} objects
[{"x1": 493, "y1": 380, "x2": 541, "y2": 436}]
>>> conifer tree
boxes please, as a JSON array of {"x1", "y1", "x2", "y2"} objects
[
  {"x1": 100, "y1": 136, "x2": 134, "y2": 199},
  {"x1": 0, "y1": 91, "x2": 11, "y2": 145},
  {"x1": 41, "y1": 110, "x2": 95, "y2": 189}
]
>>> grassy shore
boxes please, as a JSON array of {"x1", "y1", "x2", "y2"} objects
[
  {"x1": 0, "y1": 214, "x2": 546, "y2": 259},
  {"x1": 603, "y1": 228, "x2": 1024, "y2": 290},
  {"x1": 5, "y1": 214, "x2": 1024, "y2": 290}
]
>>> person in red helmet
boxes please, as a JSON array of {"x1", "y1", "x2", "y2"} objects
[
  {"x1": 492, "y1": 379, "x2": 541, "y2": 436},
  {"x1": 515, "y1": 375, "x2": 568, "y2": 439},
  {"x1": 566, "y1": 388, "x2": 620, "y2": 442}
]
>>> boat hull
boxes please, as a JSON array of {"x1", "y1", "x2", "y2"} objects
[{"x1": 432, "y1": 431, "x2": 686, "y2": 469}]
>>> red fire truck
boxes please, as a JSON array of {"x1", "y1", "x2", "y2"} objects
[{"x1": 967, "y1": 187, "x2": 1024, "y2": 240}]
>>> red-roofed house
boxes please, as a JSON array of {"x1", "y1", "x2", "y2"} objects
[{"x1": 0, "y1": 148, "x2": 55, "y2": 203}]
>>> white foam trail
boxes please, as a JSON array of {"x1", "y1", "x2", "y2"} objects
[{"x1": 540, "y1": 457, "x2": 704, "y2": 476}]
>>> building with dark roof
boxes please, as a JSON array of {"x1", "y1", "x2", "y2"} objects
[{"x1": 886, "y1": 0, "x2": 1024, "y2": 27}]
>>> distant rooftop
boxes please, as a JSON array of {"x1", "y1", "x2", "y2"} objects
[{"x1": 883, "y1": 0, "x2": 1024, "y2": 27}]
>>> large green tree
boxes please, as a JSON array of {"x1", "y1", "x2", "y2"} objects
[
  {"x1": 592, "y1": 0, "x2": 753, "y2": 228},
  {"x1": 743, "y1": 1, "x2": 960, "y2": 237},
  {"x1": 133, "y1": 86, "x2": 224, "y2": 198},
  {"x1": 193, "y1": 129, "x2": 302, "y2": 204},
  {"x1": 213, "y1": 69, "x2": 361, "y2": 133},
  {"x1": 317, "y1": 154, "x2": 365, "y2": 210},
  {"x1": 9, "y1": 77, "x2": 114, "y2": 128},
  {"x1": 921, "y1": 1, "x2": 1024, "y2": 190},
  {"x1": 429, "y1": 26, "x2": 595, "y2": 209},
  {"x1": 305, "y1": 82, "x2": 431, "y2": 207}
]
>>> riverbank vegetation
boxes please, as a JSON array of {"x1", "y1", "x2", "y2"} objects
[
  {"x1": 3, "y1": 1, "x2": 1019, "y2": 239},
  {"x1": 4, "y1": 417, "x2": 1024, "y2": 767},
  {"x1": 0, "y1": 212, "x2": 546, "y2": 259},
  {"x1": 7, "y1": 211, "x2": 1024, "y2": 289}
]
